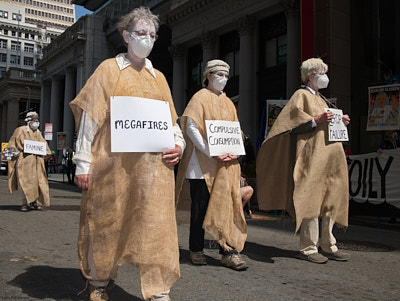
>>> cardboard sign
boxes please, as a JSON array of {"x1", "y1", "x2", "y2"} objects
[
  {"x1": 110, "y1": 96, "x2": 174, "y2": 152},
  {"x1": 24, "y1": 140, "x2": 46, "y2": 156},
  {"x1": 205, "y1": 120, "x2": 246, "y2": 156},
  {"x1": 325, "y1": 108, "x2": 348, "y2": 141}
]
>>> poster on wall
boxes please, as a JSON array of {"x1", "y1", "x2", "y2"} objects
[
  {"x1": 264, "y1": 99, "x2": 288, "y2": 137},
  {"x1": 367, "y1": 84, "x2": 400, "y2": 131}
]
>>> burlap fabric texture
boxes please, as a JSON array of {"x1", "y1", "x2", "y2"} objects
[
  {"x1": 7, "y1": 125, "x2": 51, "y2": 206},
  {"x1": 256, "y1": 88, "x2": 349, "y2": 232},
  {"x1": 70, "y1": 58, "x2": 179, "y2": 299},
  {"x1": 176, "y1": 88, "x2": 247, "y2": 252}
]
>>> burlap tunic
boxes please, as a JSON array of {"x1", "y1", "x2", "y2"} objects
[
  {"x1": 176, "y1": 88, "x2": 247, "y2": 252},
  {"x1": 7, "y1": 126, "x2": 51, "y2": 206},
  {"x1": 256, "y1": 88, "x2": 349, "y2": 232},
  {"x1": 69, "y1": 58, "x2": 179, "y2": 298}
]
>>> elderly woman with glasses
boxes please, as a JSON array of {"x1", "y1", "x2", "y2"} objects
[
  {"x1": 70, "y1": 7, "x2": 185, "y2": 301},
  {"x1": 257, "y1": 58, "x2": 351, "y2": 264},
  {"x1": 176, "y1": 59, "x2": 248, "y2": 271}
]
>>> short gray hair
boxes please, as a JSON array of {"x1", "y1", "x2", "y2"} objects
[
  {"x1": 117, "y1": 6, "x2": 159, "y2": 36},
  {"x1": 300, "y1": 58, "x2": 328, "y2": 84}
]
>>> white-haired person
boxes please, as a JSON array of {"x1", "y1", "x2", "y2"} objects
[
  {"x1": 6, "y1": 111, "x2": 51, "y2": 212},
  {"x1": 176, "y1": 59, "x2": 247, "y2": 271},
  {"x1": 257, "y1": 58, "x2": 351, "y2": 264},
  {"x1": 70, "y1": 7, "x2": 185, "y2": 301}
]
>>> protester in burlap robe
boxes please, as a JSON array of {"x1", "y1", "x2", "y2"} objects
[
  {"x1": 257, "y1": 58, "x2": 351, "y2": 264},
  {"x1": 70, "y1": 7, "x2": 184, "y2": 301},
  {"x1": 176, "y1": 59, "x2": 247, "y2": 271},
  {"x1": 7, "y1": 112, "x2": 51, "y2": 212}
]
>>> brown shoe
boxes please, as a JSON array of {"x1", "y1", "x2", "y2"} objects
[
  {"x1": 297, "y1": 252, "x2": 328, "y2": 264},
  {"x1": 221, "y1": 253, "x2": 247, "y2": 271},
  {"x1": 89, "y1": 285, "x2": 108, "y2": 301},
  {"x1": 320, "y1": 250, "x2": 350, "y2": 261},
  {"x1": 190, "y1": 251, "x2": 207, "y2": 265}
]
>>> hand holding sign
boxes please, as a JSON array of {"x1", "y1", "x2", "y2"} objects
[{"x1": 324, "y1": 108, "x2": 349, "y2": 141}]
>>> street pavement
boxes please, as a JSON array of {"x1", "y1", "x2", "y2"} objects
[{"x1": 0, "y1": 173, "x2": 399, "y2": 301}]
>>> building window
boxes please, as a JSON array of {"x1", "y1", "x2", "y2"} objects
[
  {"x1": 24, "y1": 43, "x2": 34, "y2": 53},
  {"x1": 12, "y1": 13, "x2": 22, "y2": 21},
  {"x1": 220, "y1": 31, "x2": 240, "y2": 77},
  {"x1": 12, "y1": 31, "x2": 16, "y2": 37},
  {"x1": 0, "y1": 53, "x2": 7, "y2": 62},
  {"x1": 36, "y1": 44, "x2": 42, "y2": 54},
  {"x1": 11, "y1": 41, "x2": 21, "y2": 51},
  {"x1": 219, "y1": 31, "x2": 240, "y2": 97},
  {"x1": 23, "y1": 56, "x2": 33, "y2": 66},
  {"x1": 0, "y1": 39, "x2": 7, "y2": 48},
  {"x1": 3, "y1": 29, "x2": 8, "y2": 35},
  {"x1": 0, "y1": 10, "x2": 9, "y2": 19},
  {"x1": 30, "y1": 34, "x2": 35, "y2": 39},
  {"x1": 260, "y1": 13, "x2": 287, "y2": 69},
  {"x1": 0, "y1": 66, "x2": 6, "y2": 77},
  {"x1": 10, "y1": 54, "x2": 20, "y2": 64}
]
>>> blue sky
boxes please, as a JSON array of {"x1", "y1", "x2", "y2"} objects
[{"x1": 75, "y1": 5, "x2": 93, "y2": 21}]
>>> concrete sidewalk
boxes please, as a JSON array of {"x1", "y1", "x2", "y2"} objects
[{"x1": 0, "y1": 175, "x2": 399, "y2": 300}]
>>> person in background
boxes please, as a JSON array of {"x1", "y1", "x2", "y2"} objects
[
  {"x1": 65, "y1": 147, "x2": 76, "y2": 185},
  {"x1": 6, "y1": 112, "x2": 51, "y2": 212},
  {"x1": 176, "y1": 59, "x2": 247, "y2": 271},
  {"x1": 70, "y1": 7, "x2": 184, "y2": 301},
  {"x1": 257, "y1": 58, "x2": 351, "y2": 264}
]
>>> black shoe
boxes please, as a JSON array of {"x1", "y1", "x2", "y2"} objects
[{"x1": 21, "y1": 204, "x2": 28, "y2": 212}]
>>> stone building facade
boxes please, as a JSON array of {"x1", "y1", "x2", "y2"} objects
[{"x1": 23, "y1": 0, "x2": 400, "y2": 153}]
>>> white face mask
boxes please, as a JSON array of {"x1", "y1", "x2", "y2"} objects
[
  {"x1": 128, "y1": 34, "x2": 154, "y2": 59},
  {"x1": 316, "y1": 74, "x2": 329, "y2": 89},
  {"x1": 127, "y1": 20, "x2": 156, "y2": 59},
  {"x1": 211, "y1": 75, "x2": 228, "y2": 92},
  {"x1": 30, "y1": 121, "x2": 40, "y2": 130}
]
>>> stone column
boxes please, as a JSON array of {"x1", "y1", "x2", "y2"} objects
[
  {"x1": 39, "y1": 80, "x2": 51, "y2": 132},
  {"x1": 170, "y1": 44, "x2": 185, "y2": 115},
  {"x1": 286, "y1": 6, "x2": 301, "y2": 98},
  {"x1": 6, "y1": 99, "x2": 19, "y2": 139},
  {"x1": 200, "y1": 32, "x2": 216, "y2": 65},
  {"x1": 49, "y1": 76, "x2": 63, "y2": 151},
  {"x1": 63, "y1": 68, "x2": 76, "y2": 148},
  {"x1": 76, "y1": 61, "x2": 83, "y2": 94},
  {"x1": 237, "y1": 17, "x2": 256, "y2": 141}
]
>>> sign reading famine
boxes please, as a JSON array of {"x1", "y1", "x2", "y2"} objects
[
  {"x1": 325, "y1": 108, "x2": 348, "y2": 142},
  {"x1": 110, "y1": 96, "x2": 175, "y2": 152},
  {"x1": 24, "y1": 140, "x2": 47, "y2": 156},
  {"x1": 205, "y1": 120, "x2": 246, "y2": 156}
]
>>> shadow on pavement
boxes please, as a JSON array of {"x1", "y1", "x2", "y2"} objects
[
  {"x1": 48, "y1": 181, "x2": 82, "y2": 193},
  {"x1": 0, "y1": 205, "x2": 21, "y2": 211},
  {"x1": 242, "y1": 241, "x2": 298, "y2": 263},
  {"x1": 8, "y1": 266, "x2": 142, "y2": 301}
]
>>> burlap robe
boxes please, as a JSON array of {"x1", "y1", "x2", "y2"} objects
[
  {"x1": 256, "y1": 88, "x2": 349, "y2": 232},
  {"x1": 70, "y1": 58, "x2": 179, "y2": 299},
  {"x1": 7, "y1": 126, "x2": 51, "y2": 206},
  {"x1": 176, "y1": 88, "x2": 247, "y2": 252}
]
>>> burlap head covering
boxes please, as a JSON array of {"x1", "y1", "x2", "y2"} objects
[{"x1": 202, "y1": 59, "x2": 230, "y2": 86}]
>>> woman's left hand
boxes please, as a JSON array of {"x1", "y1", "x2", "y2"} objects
[
  {"x1": 162, "y1": 144, "x2": 182, "y2": 166},
  {"x1": 342, "y1": 114, "x2": 350, "y2": 126}
]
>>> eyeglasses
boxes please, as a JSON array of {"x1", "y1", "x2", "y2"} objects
[
  {"x1": 211, "y1": 72, "x2": 229, "y2": 79},
  {"x1": 131, "y1": 30, "x2": 158, "y2": 41}
]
